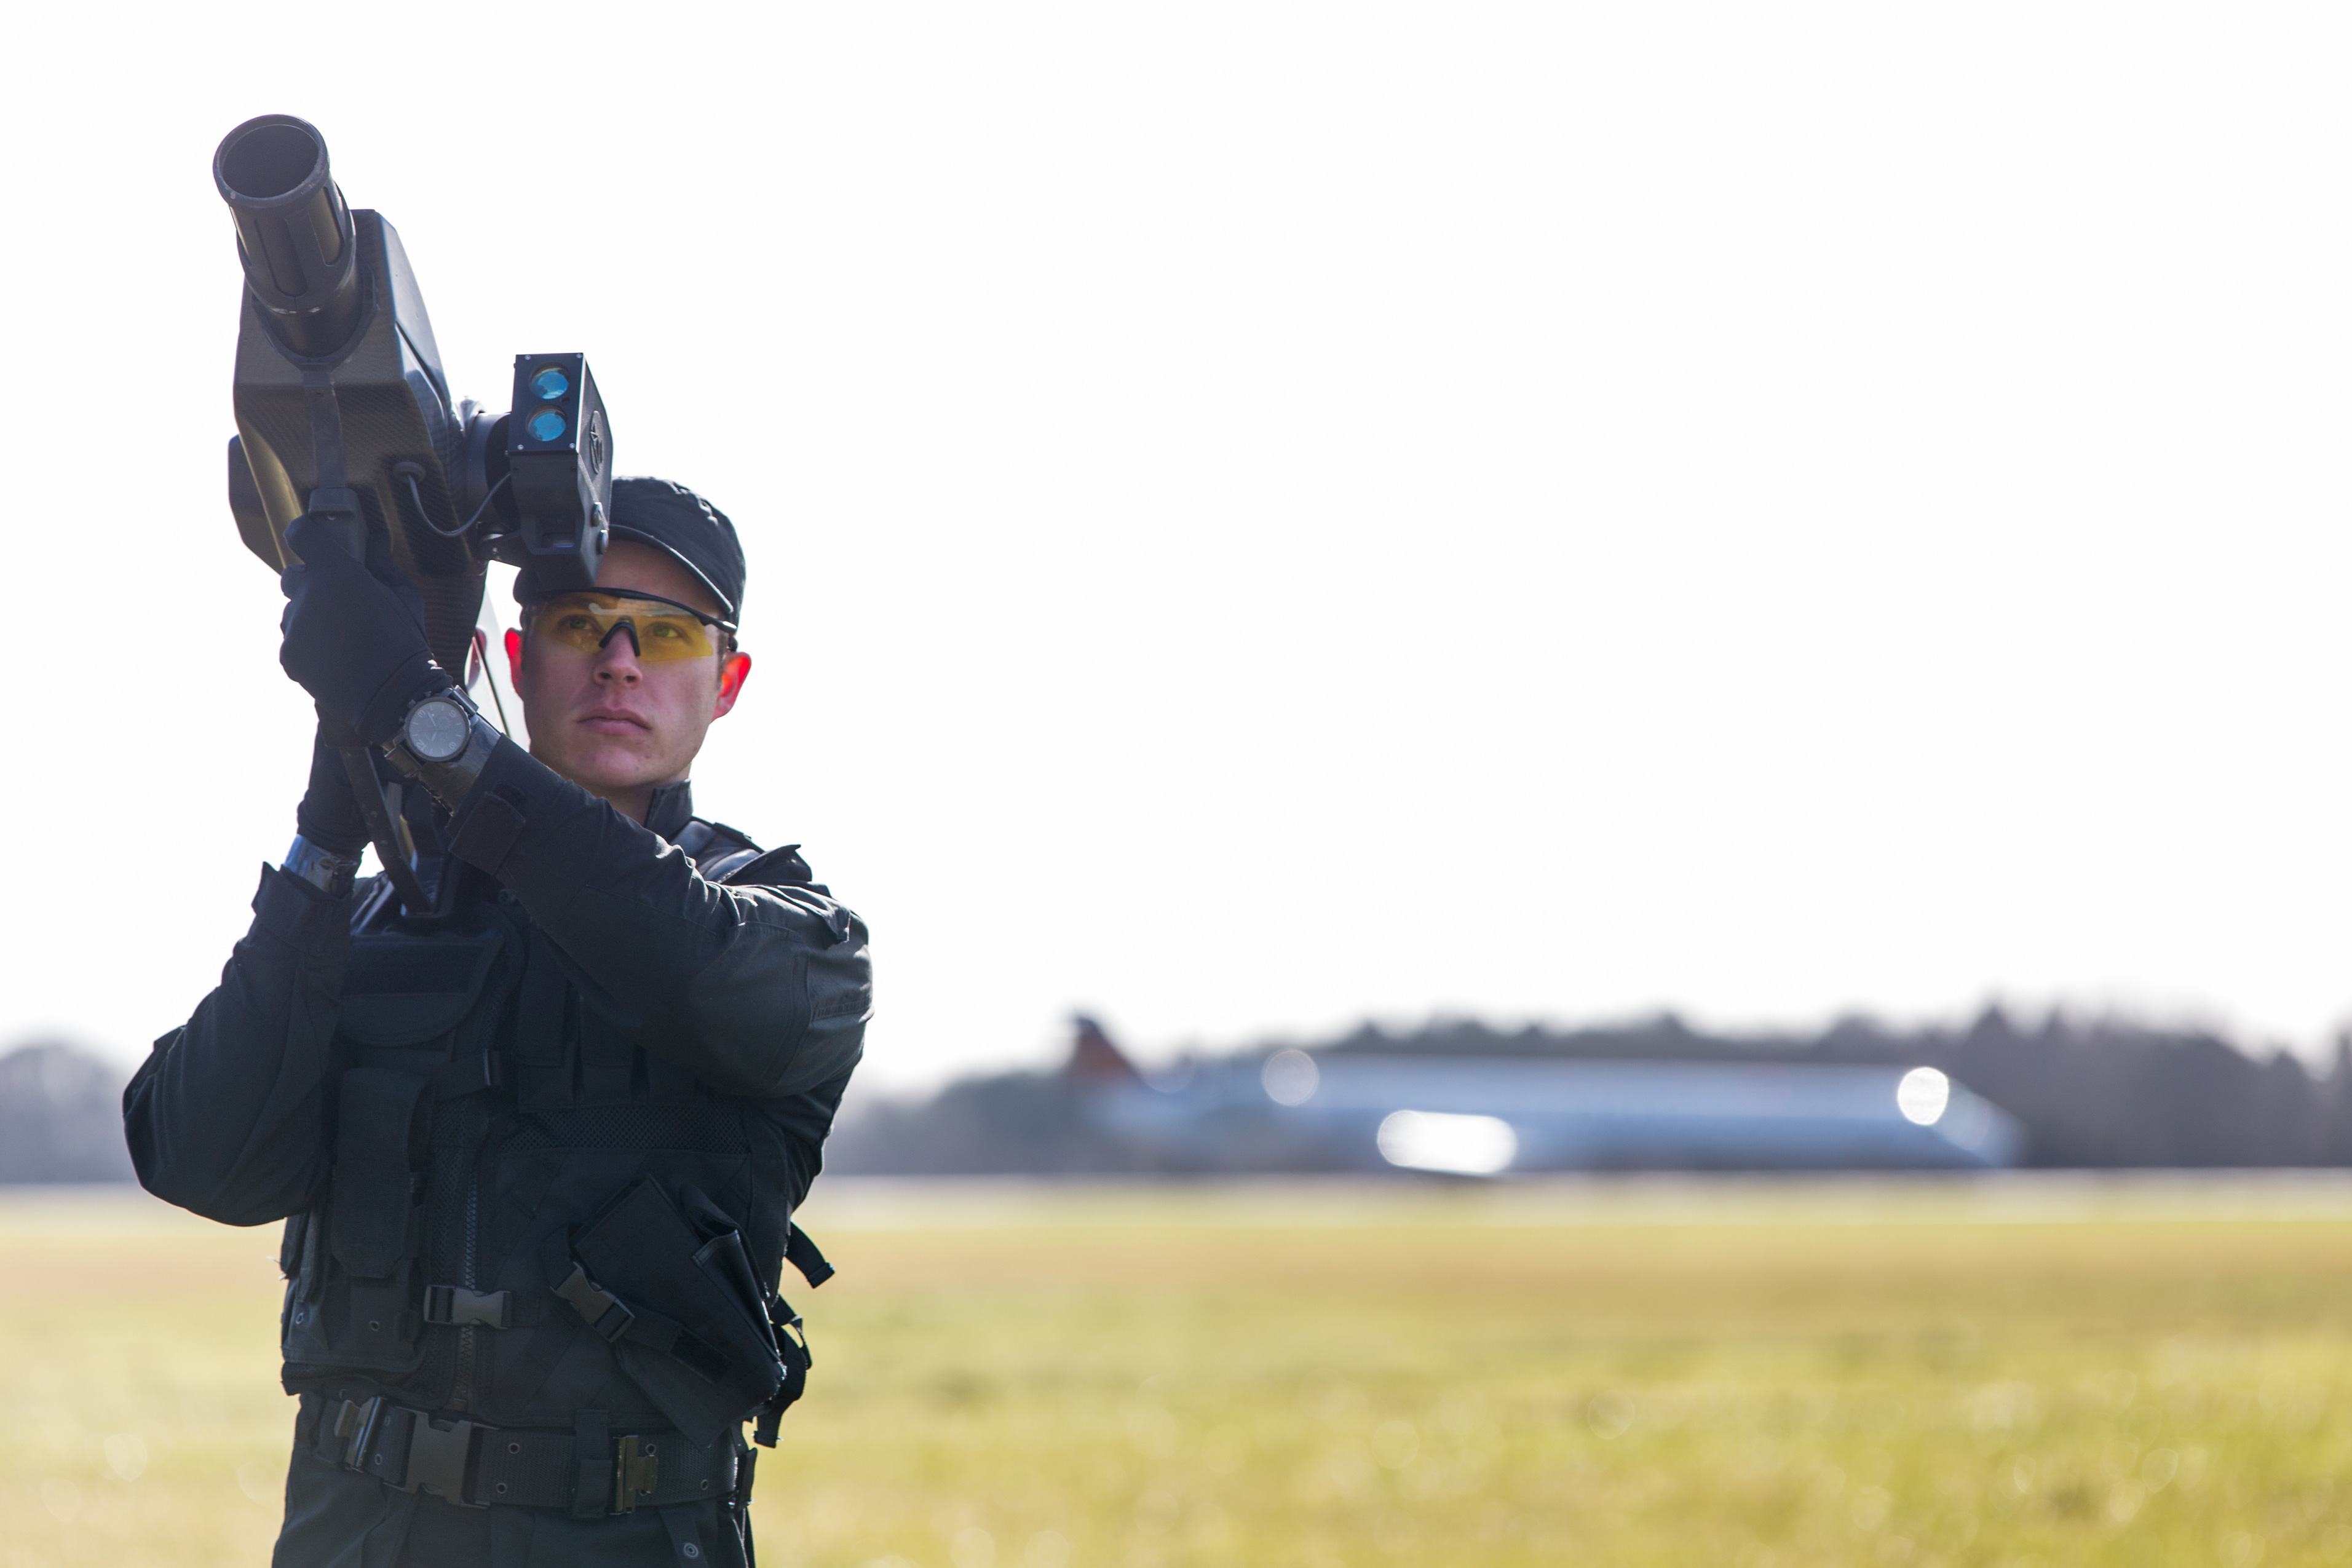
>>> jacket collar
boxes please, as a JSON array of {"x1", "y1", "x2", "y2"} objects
[{"x1": 645, "y1": 780, "x2": 697, "y2": 840}]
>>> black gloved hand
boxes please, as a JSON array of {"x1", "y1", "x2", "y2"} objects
[
  {"x1": 280, "y1": 514, "x2": 453, "y2": 746},
  {"x1": 294, "y1": 718, "x2": 371, "y2": 859}
]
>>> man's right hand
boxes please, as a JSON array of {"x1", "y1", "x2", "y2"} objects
[
  {"x1": 295, "y1": 719, "x2": 371, "y2": 860},
  {"x1": 279, "y1": 514, "x2": 453, "y2": 746}
]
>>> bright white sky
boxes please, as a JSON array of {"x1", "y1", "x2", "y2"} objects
[{"x1": 6, "y1": 4, "x2": 2352, "y2": 1089}]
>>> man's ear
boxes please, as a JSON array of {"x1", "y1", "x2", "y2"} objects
[
  {"x1": 505, "y1": 628, "x2": 525, "y2": 691},
  {"x1": 713, "y1": 652, "x2": 751, "y2": 719}
]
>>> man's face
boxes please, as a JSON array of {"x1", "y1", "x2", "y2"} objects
[{"x1": 509, "y1": 540, "x2": 751, "y2": 815}]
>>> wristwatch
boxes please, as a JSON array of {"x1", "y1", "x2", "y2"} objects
[
  {"x1": 402, "y1": 691, "x2": 477, "y2": 764},
  {"x1": 381, "y1": 685, "x2": 499, "y2": 809}
]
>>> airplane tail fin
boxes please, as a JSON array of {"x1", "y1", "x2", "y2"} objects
[{"x1": 1067, "y1": 1015, "x2": 1145, "y2": 1087}]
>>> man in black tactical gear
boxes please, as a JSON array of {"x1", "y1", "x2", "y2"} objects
[{"x1": 125, "y1": 478, "x2": 871, "y2": 1567}]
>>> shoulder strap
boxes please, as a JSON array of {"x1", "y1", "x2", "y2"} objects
[
  {"x1": 724, "y1": 845, "x2": 816, "y2": 888},
  {"x1": 673, "y1": 817, "x2": 777, "y2": 884}
]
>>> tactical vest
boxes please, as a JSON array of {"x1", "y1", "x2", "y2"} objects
[{"x1": 275, "y1": 818, "x2": 844, "y2": 1523}]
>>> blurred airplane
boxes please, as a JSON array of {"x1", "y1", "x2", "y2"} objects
[{"x1": 1068, "y1": 1018, "x2": 2022, "y2": 1176}]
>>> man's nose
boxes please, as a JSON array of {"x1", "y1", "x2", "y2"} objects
[{"x1": 593, "y1": 628, "x2": 644, "y2": 684}]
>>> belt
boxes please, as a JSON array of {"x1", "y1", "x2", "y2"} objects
[{"x1": 303, "y1": 1394, "x2": 739, "y2": 1515}]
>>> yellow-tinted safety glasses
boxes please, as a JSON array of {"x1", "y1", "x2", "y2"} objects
[{"x1": 525, "y1": 590, "x2": 734, "y2": 663}]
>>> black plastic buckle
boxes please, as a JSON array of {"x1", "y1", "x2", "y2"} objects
[
  {"x1": 555, "y1": 1263, "x2": 635, "y2": 1343},
  {"x1": 422, "y1": 1284, "x2": 511, "y2": 1328},
  {"x1": 332, "y1": 1396, "x2": 384, "y2": 1473},
  {"x1": 612, "y1": 1436, "x2": 660, "y2": 1514},
  {"x1": 397, "y1": 1415, "x2": 489, "y2": 1508}
]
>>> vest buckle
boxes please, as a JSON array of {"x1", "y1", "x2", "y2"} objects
[
  {"x1": 423, "y1": 1283, "x2": 512, "y2": 1328},
  {"x1": 555, "y1": 1262, "x2": 636, "y2": 1343}
]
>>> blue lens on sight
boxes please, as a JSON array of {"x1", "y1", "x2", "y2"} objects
[
  {"x1": 530, "y1": 367, "x2": 570, "y2": 400},
  {"x1": 527, "y1": 410, "x2": 568, "y2": 442}
]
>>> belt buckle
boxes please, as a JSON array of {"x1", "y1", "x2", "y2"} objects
[
  {"x1": 331, "y1": 1396, "x2": 384, "y2": 1473},
  {"x1": 612, "y1": 1436, "x2": 660, "y2": 1514},
  {"x1": 399, "y1": 1415, "x2": 490, "y2": 1508}
]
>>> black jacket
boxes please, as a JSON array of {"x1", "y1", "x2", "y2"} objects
[{"x1": 125, "y1": 743, "x2": 871, "y2": 1567}]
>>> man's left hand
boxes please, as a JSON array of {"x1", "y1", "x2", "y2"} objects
[{"x1": 279, "y1": 514, "x2": 453, "y2": 746}]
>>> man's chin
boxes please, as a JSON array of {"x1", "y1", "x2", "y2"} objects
[{"x1": 534, "y1": 742, "x2": 671, "y2": 796}]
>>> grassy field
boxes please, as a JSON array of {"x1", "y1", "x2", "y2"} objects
[{"x1": 7, "y1": 1178, "x2": 2352, "y2": 1567}]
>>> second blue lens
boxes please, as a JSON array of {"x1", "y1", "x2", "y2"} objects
[
  {"x1": 527, "y1": 410, "x2": 568, "y2": 442},
  {"x1": 530, "y1": 366, "x2": 570, "y2": 400}
]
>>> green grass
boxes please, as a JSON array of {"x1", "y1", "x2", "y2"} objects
[{"x1": 7, "y1": 1178, "x2": 2352, "y2": 1566}]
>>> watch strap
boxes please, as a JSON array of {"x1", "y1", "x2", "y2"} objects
[{"x1": 283, "y1": 835, "x2": 361, "y2": 898}]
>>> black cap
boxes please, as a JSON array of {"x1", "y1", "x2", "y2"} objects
[{"x1": 516, "y1": 476, "x2": 746, "y2": 622}]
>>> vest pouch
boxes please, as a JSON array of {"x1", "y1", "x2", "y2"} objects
[
  {"x1": 337, "y1": 925, "x2": 513, "y2": 1092},
  {"x1": 322, "y1": 1068, "x2": 434, "y2": 1372},
  {"x1": 568, "y1": 1177, "x2": 786, "y2": 1447}
]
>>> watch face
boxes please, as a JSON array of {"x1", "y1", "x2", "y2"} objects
[{"x1": 407, "y1": 699, "x2": 472, "y2": 763}]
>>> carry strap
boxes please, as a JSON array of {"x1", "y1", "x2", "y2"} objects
[
  {"x1": 752, "y1": 1299, "x2": 812, "y2": 1448},
  {"x1": 784, "y1": 1225, "x2": 834, "y2": 1288}
]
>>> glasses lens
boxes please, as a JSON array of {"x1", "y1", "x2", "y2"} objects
[
  {"x1": 628, "y1": 608, "x2": 715, "y2": 661},
  {"x1": 529, "y1": 594, "x2": 716, "y2": 662}
]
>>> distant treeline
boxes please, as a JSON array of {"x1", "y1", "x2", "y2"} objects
[
  {"x1": 7, "y1": 1009, "x2": 2349, "y2": 1182},
  {"x1": 826, "y1": 1010, "x2": 2352, "y2": 1175},
  {"x1": 0, "y1": 1042, "x2": 135, "y2": 1184}
]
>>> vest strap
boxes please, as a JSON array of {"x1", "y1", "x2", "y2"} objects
[
  {"x1": 553, "y1": 1261, "x2": 727, "y2": 1380},
  {"x1": 570, "y1": 1409, "x2": 611, "y2": 1519}
]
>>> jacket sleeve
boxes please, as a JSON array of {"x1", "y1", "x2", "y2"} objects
[
  {"x1": 122, "y1": 866, "x2": 350, "y2": 1225},
  {"x1": 446, "y1": 738, "x2": 871, "y2": 1099}
]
